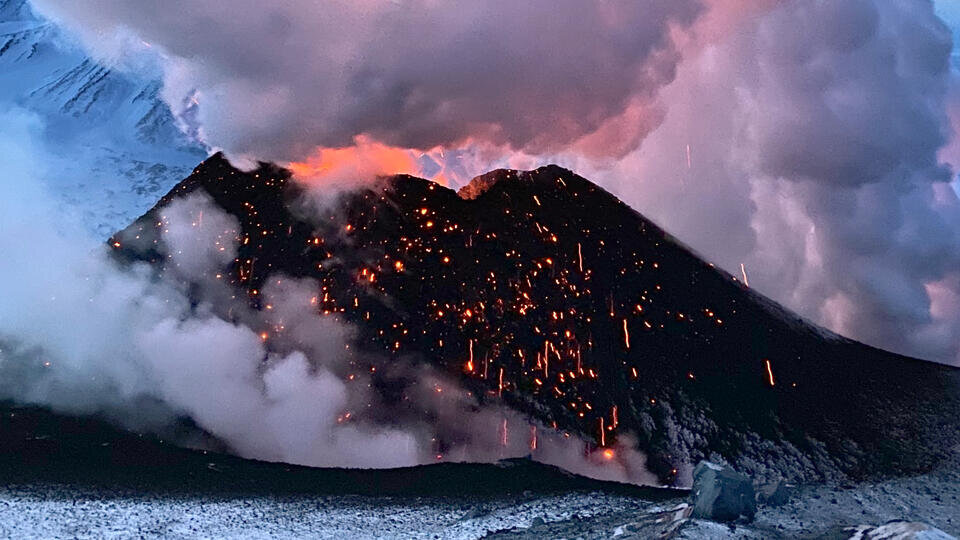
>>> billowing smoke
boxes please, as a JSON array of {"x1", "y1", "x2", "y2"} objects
[
  {"x1": 590, "y1": 0, "x2": 960, "y2": 363},
  {"x1": 28, "y1": 0, "x2": 960, "y2": 363},
  {"x1": 0, "y1": 107, "x2": 655, "y2": 483},
  {"x1": 29, "y1": 0, "x2": 702, "y2": 165}
]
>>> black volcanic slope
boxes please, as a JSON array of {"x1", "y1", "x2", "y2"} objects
[
  {"x1": 113, "y1": 154, "x2": 960, "y2": 484},
  {"x1": 0, "y1": 403, "x2": 675, "y2": 498}
]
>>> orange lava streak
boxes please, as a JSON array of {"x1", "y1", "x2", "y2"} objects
[
  {"x1": 465, "y1": 339, "x2": 475, "y2": 372},
  {"x1": 765, "y1": 359, "x2": 775, "y2": 387}
]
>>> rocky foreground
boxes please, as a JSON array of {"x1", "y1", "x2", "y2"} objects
[
  {"x1": 486, "y1": 451, "x2": 960, "y2": 538},
  {"x1": 0, "y1": 450, "x2": 956, "y2": 539},
  {"x1": 1, "y1": 353, "x2": 957, "y2": 539}
]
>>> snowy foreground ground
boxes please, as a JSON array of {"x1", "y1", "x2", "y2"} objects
[
  {"x1": 0, "y1": 487, "x2": 651, "y2": 539},
  {"x1": 1, "y1": 451, "x2": 957, "y2": 539}
]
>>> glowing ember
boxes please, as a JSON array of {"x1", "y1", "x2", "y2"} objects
[{"x1": 622, "y1": 319, "x2": 630, "y2": 349}]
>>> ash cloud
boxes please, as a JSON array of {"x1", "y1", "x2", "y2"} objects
[
  {"x1": 586, "y1": 0, "x2": 960, "y2": 363},
  {"x1": 19, "y1": 0, "x2": 960, "y2": 364},
  {"x1": 29, "y1": 0, "x2": 702, "y2": 163}
]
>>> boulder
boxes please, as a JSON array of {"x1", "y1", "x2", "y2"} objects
[
  {"x1": 756, "y1": 480, "x2": 794, "y2": 507},
  {"x1": 689, "y1": 461, "x2": 756, "y2": 522},
  {"x1": 845, "y1": 520, "x2": 955, "y2": 540}
]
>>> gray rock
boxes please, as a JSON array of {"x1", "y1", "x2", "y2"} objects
[
  {"x1": 757, "y1": 480, "x2": 794, "y2": 507},
  {"x1": 845, "y1": 520, "x2": 956, "y2": 539},
  {"x1": 460, "y1": 506, "x2": 488, "y2": 520},
  {"x1": 689, "y1": 461, "x2": 757, "y2": 522}
]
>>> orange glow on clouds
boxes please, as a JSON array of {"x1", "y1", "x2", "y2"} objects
[{"x1": 288, "y1": 135, "x2": 452, "y2": 187}]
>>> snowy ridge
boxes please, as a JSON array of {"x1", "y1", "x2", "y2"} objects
[{"x1": 0, "y1": 0, "x2": 205, "y2": 236}]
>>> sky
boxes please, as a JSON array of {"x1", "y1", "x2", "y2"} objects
[
  {"x1": 936, "y1": 0, "x2": 960, "y2": 48},
  {"x1": 15, "y1": 0, "x2": 960, "y2": 368}
]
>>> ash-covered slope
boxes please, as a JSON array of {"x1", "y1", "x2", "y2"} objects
[
  {"x1": 114, "y1": 154, "x2": 960, "y2": 485},
  {"x1": 0, "y1": 402, "x2": 675, "y2": 499}
]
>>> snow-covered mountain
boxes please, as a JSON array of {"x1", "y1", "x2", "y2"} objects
[{"x1": 0, "y1": 0, "x2": 206, "y2": 236}]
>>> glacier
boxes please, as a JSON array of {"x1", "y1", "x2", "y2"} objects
[{"x1": 0, "y1": 0, "x2": 206, "y2": 236}]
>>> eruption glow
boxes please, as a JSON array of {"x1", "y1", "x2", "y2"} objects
[{"x1": 288, "y1": 136, "x2": 452, "y2": 187}]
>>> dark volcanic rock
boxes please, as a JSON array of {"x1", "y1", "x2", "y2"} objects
[
  {"x1": 690, "y1": 461, "x2": 756, "y2": 522},
  {"x1": 843, "y1": 521, "x2": 955, "y2": 539},
  {"x1": 0, "y1": 403, "x2": 676, "y2": 498},
  {"x1": 112, "y1": 154, "x2": 960, "y2": 485},
  {"x1": 757, "y1": 479, "x2": 795, "y2": 507}
]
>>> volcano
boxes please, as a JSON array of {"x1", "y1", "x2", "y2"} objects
[{"x1": 112, "y1": 154, "x2": 960, "y2": 485}]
